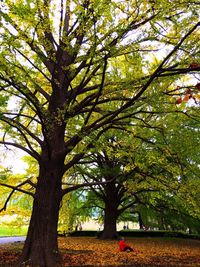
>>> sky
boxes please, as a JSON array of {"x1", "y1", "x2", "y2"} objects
[{"x1": 1, "y1": 147, "x2": 28, "y2": 174}]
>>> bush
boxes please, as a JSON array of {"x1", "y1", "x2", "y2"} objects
[
  {"x1": 66, "y1": 230, "x2": 200, "y2": 240},
  {"x1": 119, "y1": 230, "x2": 200, "y2": 239}
]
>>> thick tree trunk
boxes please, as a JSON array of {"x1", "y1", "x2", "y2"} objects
[
  {"x1": 101, "y1": 206, "x2": 119, "y2": 239},
  {"x1": 19, "y1": 64, "x2": 69, "y2": 266},
  {"x1": 20, "y1": 162, "x2": 63, "y2": 267},
  {"x1": 101, "y1": 181, "x2": 119, "y2": 239}
]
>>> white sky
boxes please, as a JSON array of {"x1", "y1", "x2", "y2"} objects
[{"x1": 0, "y1": 147, "x2": 28, "y2": 174}]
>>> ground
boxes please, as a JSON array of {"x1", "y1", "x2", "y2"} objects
[{"x1": 0, "y1": 237, "x2": 200, "y2": 266}]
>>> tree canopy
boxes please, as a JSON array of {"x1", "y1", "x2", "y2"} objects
[{"x1": 0, "y1": 0, "x2": 200, "y2": 266}]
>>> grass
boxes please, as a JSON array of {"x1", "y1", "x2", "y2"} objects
[
  {"x1": 0, "y1": 226, "x2": 27, "y2": 237},
  {"x1": 0, "y1": 236, "x2": 200, "y2": 266}
]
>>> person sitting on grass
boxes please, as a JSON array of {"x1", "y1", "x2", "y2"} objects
[{"x1": 119, "y1": 237, "x2": 138, "y2": 252}]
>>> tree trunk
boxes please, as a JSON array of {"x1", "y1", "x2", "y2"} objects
[
  {"x1": 138, "y1": 212, "x2": 144, "y2": 230},
  {"x1": 19, "y1": 143, "x2": 65, "y2": 266},
  {"x1": 101, "y1": 205, "x2": 119, "y2": 239},
  {"x1": 101, "y1": 181, "x2": 119, "y2": 239}
]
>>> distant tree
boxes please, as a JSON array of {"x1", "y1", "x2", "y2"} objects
[
  {"x1": 75, "y1": 111, "x2": 200, "y2": 238},
  {"x1": 0, "y1": 0, "x2": 200, "y2": 266},
  {"x1": 134, "y1": 190, "x2": 200, "y2": 234},
  {"x1": 76, "y1": 141, "x2": 139, "y2": 239},
  {"x1": 58, "y1": 188, "x2": 91, "y2": 233}
]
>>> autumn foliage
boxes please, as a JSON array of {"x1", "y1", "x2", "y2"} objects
[
  {"x1": 175, "y1": 84, "x2": 200, "y2": 105},
  {"x1": 0, "y1": 237, "x2": 200, "y2": 266}
]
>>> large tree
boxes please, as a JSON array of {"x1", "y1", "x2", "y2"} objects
[
  {"x1": 0, "y1": 0, "x2": 200, "y2": 266},
  {"x1": 76, "y1": 110, "x2": 200, "y2": 238}
]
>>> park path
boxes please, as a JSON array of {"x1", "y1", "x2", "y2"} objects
[{"x1": 0, "y1": 236, "x2": 26, "y2": 244}]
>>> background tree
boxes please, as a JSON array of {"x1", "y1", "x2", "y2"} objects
[
  {"x1": 76, "y1": 106, "x2": 200, "y2": 238},
  {"x1": 75, "y1": 136, "x2": 137, "y2": 239},
  {"x1": 0, "y1": 0, "x2": 200, "y2": 266},
  {"x1": 58, "y1": 188, "x2": 92, "y2": 233}
]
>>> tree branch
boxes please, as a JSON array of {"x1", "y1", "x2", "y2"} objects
[
  {"x1": 0, "y1": 141, "x2": 40, "y2": 161},
  {"x1": 61, "y1": 177, "x2": 115, "y2": 197},
  {"x1": 84, "y1": 54, "x2": 108, "y2": 125},
  {"x1": 0, "y1": 178, "x2": 35, "y2": 213}
]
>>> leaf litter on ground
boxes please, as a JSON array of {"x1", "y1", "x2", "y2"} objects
[{"x1": 0, "y1": 237, "x2": 200, "y2": 266}]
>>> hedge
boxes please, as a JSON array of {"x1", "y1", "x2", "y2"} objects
[{"x1": 63, "y1": 230, "x2": 200, "y2": 240}]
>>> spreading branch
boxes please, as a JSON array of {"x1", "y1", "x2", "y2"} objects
[
  {"x1": 61, "y1": 177, "x2": 115, "y2": 197},
  {"x1": 0, "y1": 178, "x2": 35, "y2": 212}
]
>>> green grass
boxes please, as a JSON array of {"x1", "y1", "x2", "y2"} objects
[{"x1": 0, "y1": 226, "x2": 27, "y2": 237}]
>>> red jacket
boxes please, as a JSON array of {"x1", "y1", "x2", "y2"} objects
[{"x1": 119, "y1": 240, "x2": 127, "y2": 251}]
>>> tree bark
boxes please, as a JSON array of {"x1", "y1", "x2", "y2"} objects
[
  {"x1": 101, "y1": 181, "x2": 119, "y2": 239},
  {"x1": 138, "y1": 212, "x2": 145, "y2": 230},
  {"x1": 19, "y1": 125, "x2": 66, "y2": 267},
  {"x1": 101, "y1": 205, "x2": 119, "y2": 239}
]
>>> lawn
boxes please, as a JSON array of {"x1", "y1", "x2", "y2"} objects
[
  {"x1": 0, "y1": 226, "x2": 27, "y2": 237},
  {"x1": 0, "y1": 236, "x2": 199, "y2": 266}
]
